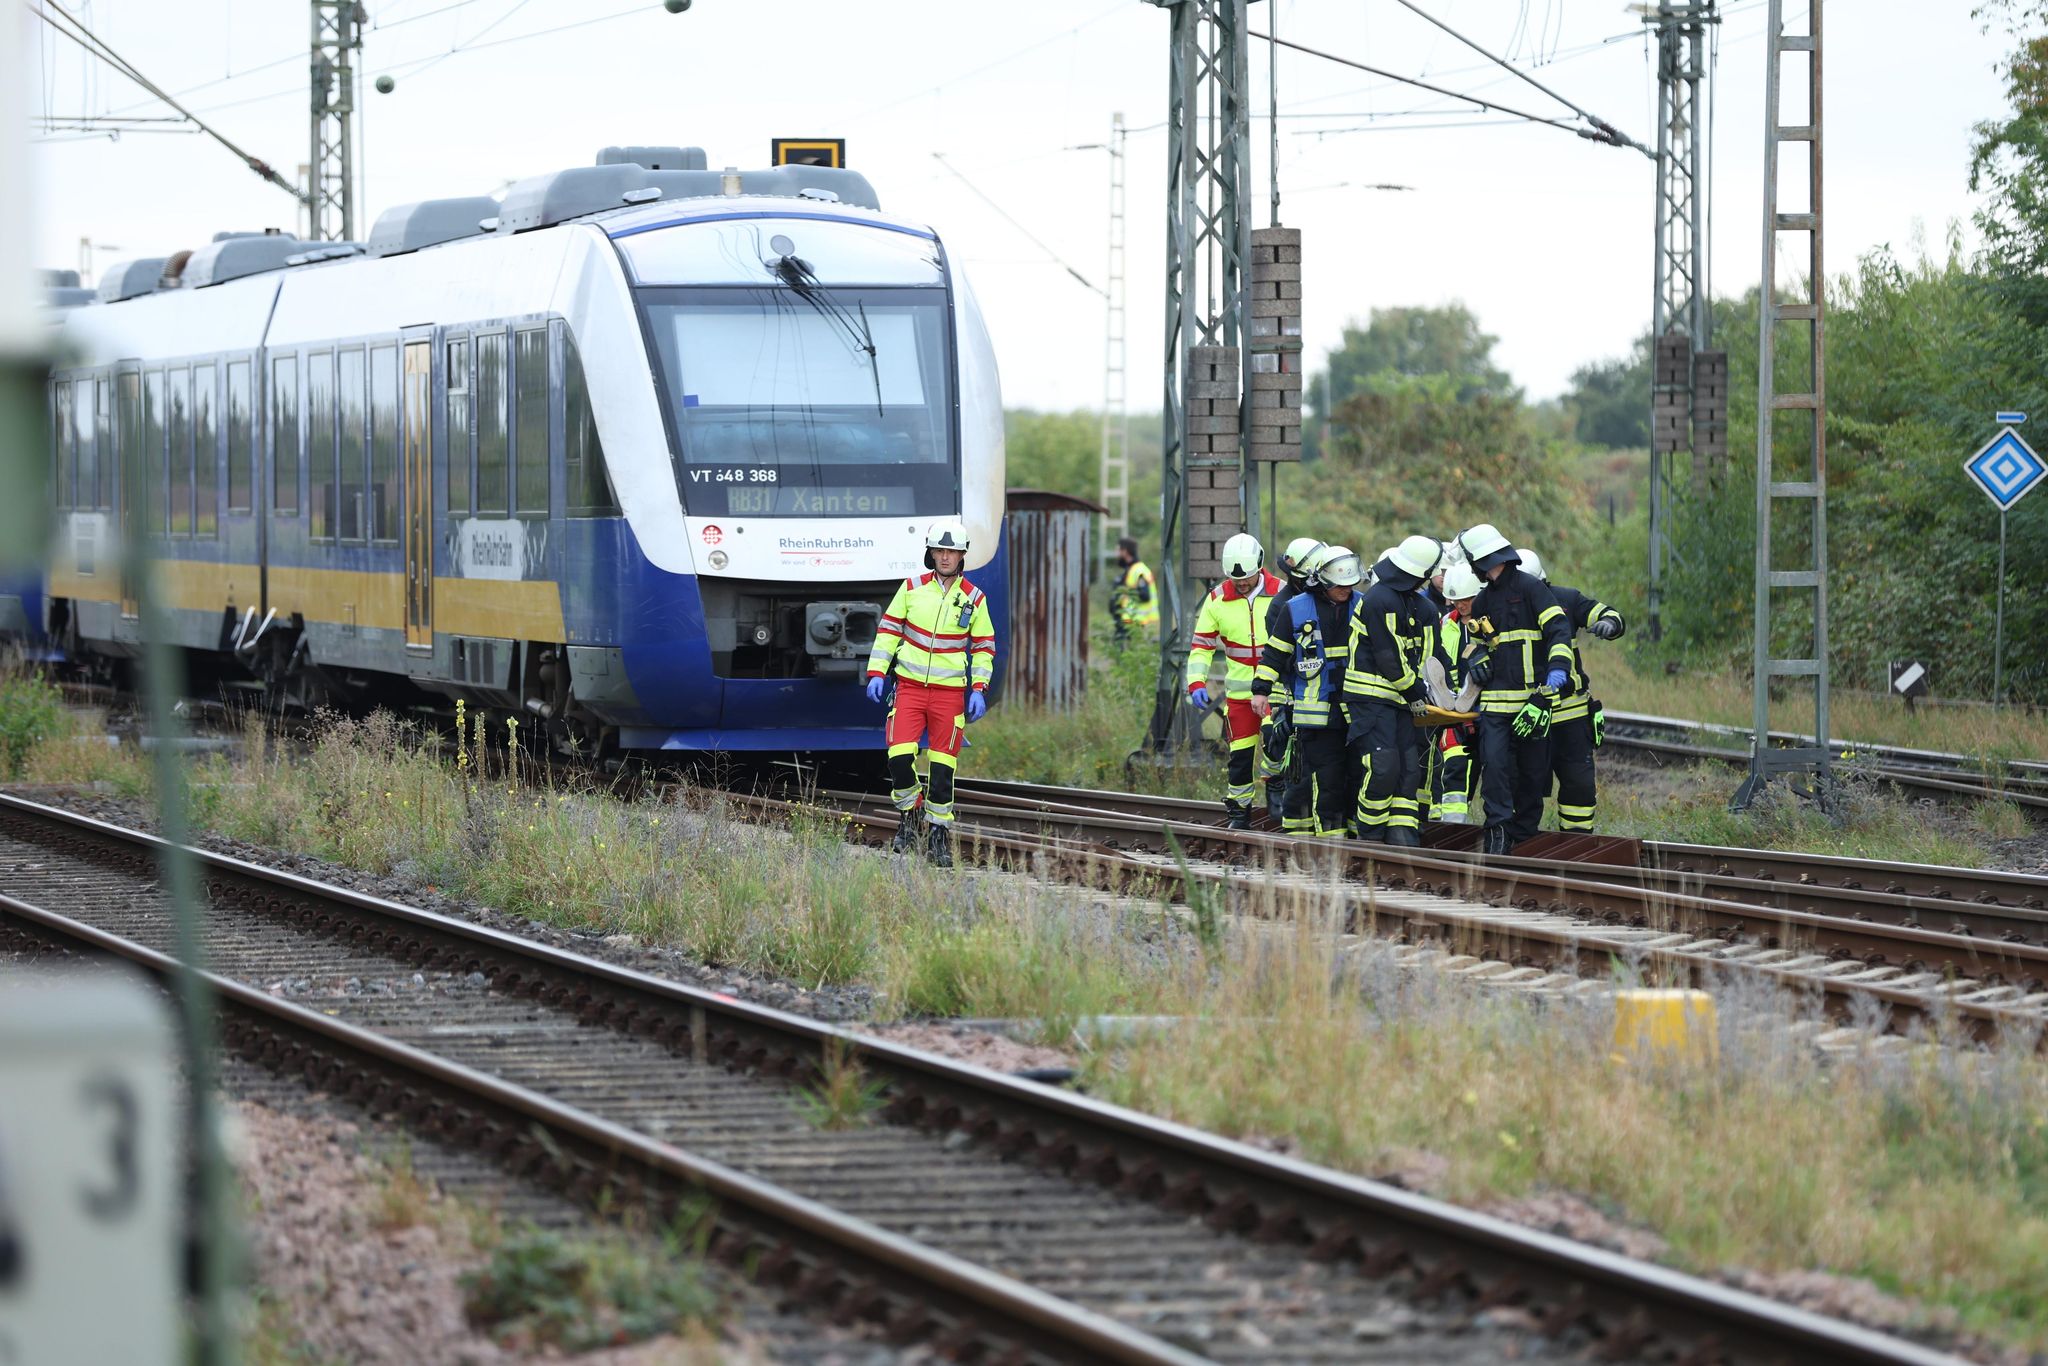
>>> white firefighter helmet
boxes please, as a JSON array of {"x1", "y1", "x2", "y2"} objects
[
  {"x1": 1440, "y1": 538, "x2": 1467, "y2": 568},
  {"x1": 1457, "y1": 523, "x2": 1519, "y2": 574},
  {"x1": 1443, "y1": 562, "x2": 1483, "y2": 602},
  {"x1": 1280, "y1": 536, "x2": 1327, "y2": 577},
  {"x1": 1313, "y1": 545, "x2": 1364, "y2": 588},
  {"x1": 1517, "y1": 547, "x2": 1548, "y2": 582},
  {"x1": 1220, "y1": 532, "x2": 1264, "y2": 581},
  {"x1": 923, "y1": 517, "x2": 971, "y2": 569},
  {"x1": 1389, "y1": 534, "x2": 1443, "y2": 581}
]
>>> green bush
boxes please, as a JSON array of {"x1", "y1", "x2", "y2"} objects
[{"x1": 0, "y1": 672, "x2": 66, "y2": 778}]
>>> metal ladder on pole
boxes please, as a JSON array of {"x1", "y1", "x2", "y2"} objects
[
  {"x1": 1099, "y1": 113, "x2": 1131, "y2": 568},
  {"x1": 1734, "y1": 0, "x2": 1827, "y2": 810}
]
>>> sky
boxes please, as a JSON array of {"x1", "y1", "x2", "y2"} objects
[{"x1": 22, "y1": 0, "x2": 2018, "y2": 412}]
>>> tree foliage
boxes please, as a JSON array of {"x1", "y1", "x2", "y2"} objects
[
  {"x1": 1305, "y1": 303, "x2": 1519, "y2": 458},
  {"x1": 1564, "y1": 335, "x2": 1652, "y2": 449}
]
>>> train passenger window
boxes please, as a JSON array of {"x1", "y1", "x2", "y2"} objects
[
  {"x1": 337, "y1": 347, "x2": 367, "y2": 542},
  {"x1": 445, "y1": 337, "x2": 471, "y2": 514},
  {"x1": 369, "y1": 344, "x2": 398, "y2": 542},
  {"x1": 142, "y1": 370, "x2": 164, "y2": 537},
  {"x1": 475, "y1": 331, "x2": 508, "y2": 517},
  {"x1": 563, "y1": 333, "x2": 618, "y2": 517},
  {"x1": 194, "y1": 362, "x2": 217, "y2": 538},
  {"x1": 308, "y1": 350, "x2": 334, "y2": 541},
  {"x1": 75, "y1": 378, "x2": 96, "y2": 515},
  {"x1": 52, "y1": 380, "x2": 72, "y2": 509},
  {"x1": 271, "y1": 356, "x2": 299, "y2": 515},
  {"x1": 95, "y1": 378, "x2": 113, "y2": 510},
  {"x1": 168, "y1": 367, "x2": 192, "y2": 538},
  {"x1": 514, "y1": 327, "x2": 548, "y2": 516},
  {"x1": 226, "y1": 362, "x2": 252, "y2": 513},
  {"x1": 118, "y1": 373, "x2": 140, "y2": 525}
]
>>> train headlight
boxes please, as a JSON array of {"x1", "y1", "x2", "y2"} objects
[{"x1": 708, "y1": 550, "x2": 729, "y2": 570}]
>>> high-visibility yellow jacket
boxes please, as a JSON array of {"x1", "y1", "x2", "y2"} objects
[
  {"x1": 868, "y1": 571, "x2": 996, "y2": 690},
  {"x1": 1185, "y1": 570, "x2": 1283, "y2": 699},
  {"x1": 1112, "y1": 561, "x2": 1158, "y2": 628}
]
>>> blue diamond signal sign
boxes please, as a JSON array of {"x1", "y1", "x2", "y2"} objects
[{"x1": 1965, "y1": 427, "x2": 2047, "y2": 511}]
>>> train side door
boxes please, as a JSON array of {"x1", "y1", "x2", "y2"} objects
[
  {"x1": 402, "y1": 334, "x2": 433, "y2": 650},
  {"x1": 114, "y1": 362, "x2": 140, "y2": 620}
]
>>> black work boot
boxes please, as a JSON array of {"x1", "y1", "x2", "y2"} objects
[
  {"x1": 925, "y1": 822, "x2": 954, "y2": 868},
  {"x1": 1385, "y1": 827, "x2": 1421, "y2": 848},
  {"x1": 1351, "y1": 826, "x2": 1385, "y2": 844},
  {"x1": 892, "y1": 806, "x2": 920, "y2": 853},
  {"x1": 1224, "y1": 800, "x2": 1251, "y2": 831},
  {"x1": 1483, "y1": 824, "x2": 1511, "y2": 856}
]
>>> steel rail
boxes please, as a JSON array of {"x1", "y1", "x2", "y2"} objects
[
  {"x1": 0, "y1": 792, "x2": 1954, "y2": 1362},
  {"x1": 0, "y1": 890, "x2": 1199, "y2": 1366},
  {"x1": 922, "y1": 784, "x2": 2048, "y2": 984},
  {"x1": 956, "y1": 776, "x2": 2048, "y2": 922}
]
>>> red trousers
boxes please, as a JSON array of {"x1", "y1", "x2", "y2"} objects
[{"x1": 886, "y1": 679, "x2": 968, "y2": 758}]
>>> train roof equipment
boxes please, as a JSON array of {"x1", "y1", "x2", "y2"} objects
[
  {"x1": 96, "y1": 257, "x2": 168, "y2": 303},
  {"x1": 366, "y1": 196, "x2": 503, "y2": 258}
]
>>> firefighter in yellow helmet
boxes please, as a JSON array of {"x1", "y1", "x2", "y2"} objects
[{"x1": 1186, "y1": 532, "x2": 1284, "y2": 828}]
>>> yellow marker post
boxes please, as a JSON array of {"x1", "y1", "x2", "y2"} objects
[{"x1": 1611, "y1": 989, "x2": 1717, "y2": 1066}]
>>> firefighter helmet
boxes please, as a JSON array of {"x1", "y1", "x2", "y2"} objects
[
  {"x1": 1443, "y1": 562, "x2": 1483, "y2": 602},
  {"x1": 1313, "y1": 546, "x2": 1364, "y2": 589},
  {"x1": 1517, "y1": 547, "x2": 1548, "y2": 582},
  {"x1": 1220, "y1": 532, "x2": 1264, "y2": 581},
  {"x1": 923, "y1": 517, "x2": 971, "y2": 569},
  {"x1": 1457, "y1": 523, "x2": 1520, "y2": 573},
  {"x1": 1440, "y1": 538, "x2": 1466, "y2": 567},
  {"x1": 1389, "y1": 534, "x2": 1443, "y2": 581},
  {"x1": 1280, "y1": 536, "x2": 1327, "y2": 578}
]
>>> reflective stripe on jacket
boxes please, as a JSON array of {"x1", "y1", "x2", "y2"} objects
[
  {"x1": 867, "y1": 572, "x2": 996, "y2": 690},
  {"x1": 1186, "y1": 570, "x2": 1283, "y2": 699},
  {"x1": 1113, "y1": 561, "x2": 1159, "y2": 627},
  {"x1": 1343, "y1": 568, "x2": 1441, "y2": 707},
  {"x1": 1548, "y1": 583, "x2": 1624, "y2": 721},
  {"x1": 1256, "y1": 590, "x2": 1350, "y2": 727},
  {"x1": 1468, "y1": 566, "x2": 1574, "y2": 714}
]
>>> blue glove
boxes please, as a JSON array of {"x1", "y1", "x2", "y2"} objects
[
  {"x1": 865, "y1": 675, "x2": 887, "y2": 705},
  {"x1": 1189, "y1": 685, "x2": 1211, "y2": 710},
  {"x1": 1544, "y1": 668, "x2": 1569, "y2": 691},
  {"x1": 965, "y1": 691, "x2": 987, "y2": 723}
]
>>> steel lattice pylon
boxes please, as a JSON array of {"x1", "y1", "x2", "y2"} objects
[
  {"x1": 309, "y1": 2, "x2": 364, "y2": 242},
  {"x1": 1646, "y1": 1, "x2": 1717, "y2": 643},
  {"x1": 1142, "y1": 0, "x2": 1251, "y2": 756},
  {"x1": 1733, "y1": 0, "x2": 1828, "y2": 810},
  {"x1": 1098, "y1": 113, "x2": 1131, "y2": 568}
]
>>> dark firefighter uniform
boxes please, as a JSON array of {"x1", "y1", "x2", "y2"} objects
[
  {"x1": 1259, "y1": 539, "x2": 1326, "y2": 833},
  {"x1": 1255, "y1": 570, "x2": 1357, "y2": 838},
  {"x1": 1546, "y1": 585, "x2": 1626, "y2": 832},
  {"x1": 1343, "y1": 546, "x2": 1442, "y2": 844},
  {"x1": 1463, "y1": 558, "x2": 1573, "y2": 853}
]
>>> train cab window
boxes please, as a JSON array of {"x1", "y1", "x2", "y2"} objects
[
  {"x1": 308, "y1": 350, "x2": 334, "y2": 541},
  {"x1": 194, "y1": 362, "x2": 217, "y2": 538},
  {"x1": 271, "y1": 355, "x2": 300, "y2": 515},
  {"x1": 142, "y1": 370, "x2": 164, "y2": 537},
  {"x1": 52, "y1": 380, "x2": 72, "y2": 509},
  {"x1": 337, "y1": 346, "x2": 367, "y2": 542},
  {"x1": 369, "y1": 344, "x2": 398, "y2": 543},
  {"x1": 475, "y1": 330, "x2": 508, "y2": 516},
  {"x1": 170, "y1": 368, "x2": 195, "y2": 537},
  {"x1": 227, "y1": 361, "x2": 252, "y2": 513},
  {"x1": 75, "y1": 378, "x2": 96, "y2": 514},
  {"x1": 446, "y1": 337, "x2": 472, "y2": 514},
  {"x1": 514, "y1": 327, "x2": 548, "y2": 516},
  {"x1": 95, "y1": 378, "x2": 112, "y2": 510},
  {"x1": 562, "y1": 332, "x2": 618, "y2": 517}
]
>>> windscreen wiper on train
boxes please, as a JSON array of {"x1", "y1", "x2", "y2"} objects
[{"x1": 772, "y1": 253, "x2": 884, "y2": 417}]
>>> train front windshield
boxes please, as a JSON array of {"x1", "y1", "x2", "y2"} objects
[{"x1": 624, "y1": 218, "x2": 957, "y2": 520}]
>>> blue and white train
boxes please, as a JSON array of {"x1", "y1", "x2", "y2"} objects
[{"x1": 18, "y1": 146, "x2": 1007, "y2": 755}]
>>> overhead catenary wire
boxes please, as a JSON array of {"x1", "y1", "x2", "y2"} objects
[
  {"x1": 931, "y1": 152, "x2": 1106, "y2": 299},
  {"x1": 1246, "y1": 26, "x2": 1630, "y2": 151},
  {"x1": 27, "y1": 1, "x2": 309, "y2": 204},
  {"x1": 1388, "y1": 0, "x2": 1653, "y2": 157}
]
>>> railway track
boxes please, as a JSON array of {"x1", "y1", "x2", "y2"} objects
[
  {"x1": 1601, "y1": 710, "x2": 2048, "y2": 812},
  {"x1": 0, "y1": 792, "x2": 1951, "y2": 1364},
  {"x1": 790, "y1": 777, "x2": 2048, "y2": 1051}
]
